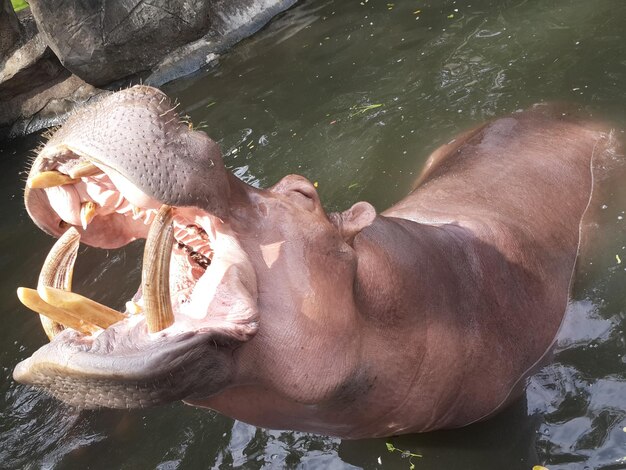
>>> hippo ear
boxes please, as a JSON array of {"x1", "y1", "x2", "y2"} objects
[{"x1": 332, "y1": 201, "x2": 376, "y2": 245}]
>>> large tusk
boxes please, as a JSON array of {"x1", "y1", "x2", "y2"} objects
[
  {"x1": 68, "y1": 161, "x2": 103, "y2": 179},
  {"x1": 142, "y1": 204, "x2": 175, "y2": 333},
  {"x1": 17, "y1": 288, "x2": 99, "y2": 335},
  {"x1": 38, "y1": 286, "x2": 127, "y2": 329},
  {"x1": 38, "y1": 226, "x2": 80, "y2": 291},
  {"x1": 27, "y1": 170, "x2": 79, "y2": 189},
  {"x1": 36, "y1": 226, "x2": 82, "y2": 339}
]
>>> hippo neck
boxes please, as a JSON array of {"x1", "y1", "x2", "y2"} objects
[
  {"x1": 349, "y1": 216, "x2": 487, "y2": 431},
  {"x1": 352, "y1": 215, "x2": 477, "y2": 328},
  {"x1": 350, "y1": 211, "x2": 573, "y2": 432}
]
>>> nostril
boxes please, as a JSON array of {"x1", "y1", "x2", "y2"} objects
[
  {"x1": 293, "y1": 187, "x2": 315, "y2": 201},
  {"x1": 271, "y1": 175, "x2": 320, "y2": 211},
  {"x1": 288, "y1": 187, "x2": 317, "y2": 212}
]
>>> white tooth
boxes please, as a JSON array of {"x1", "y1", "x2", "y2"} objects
[
  {"x1": 143, "y1": 209, "x2": 156, "y2": 226},
  {"x1": 68, "y1": 161, "x2": 102, "y2": 179},
  {"x1": 80, "y1": 201, "x2": 97, "y2": 229},
  {"x1": 125, "y1": 301, "x2": 142, "y2": 315}
]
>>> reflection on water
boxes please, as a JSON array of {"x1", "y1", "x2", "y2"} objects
[{"x1": 1, "y1": 0, "x2": 625, "y2": 468}]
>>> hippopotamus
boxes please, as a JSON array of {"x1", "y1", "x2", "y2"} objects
[{"x1": 13, "y1": 85, "x2": 621, "y2": 438}]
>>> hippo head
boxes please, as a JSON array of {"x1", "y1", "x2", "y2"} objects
[{"x1": 14, "y1": 86, "x2": 376, "y2": 409}]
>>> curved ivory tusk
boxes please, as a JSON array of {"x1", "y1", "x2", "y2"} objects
[
  {"x1": 27, "y1": 170, "x2": 79, "y2": 189},
  {"x1": 17, "y1": 287, "x2": 99, "y2": 335},
  {"x1": 38, "y1": 286, "x2": 126, "y2": 329},
  {"x1": 36, "y1": 226, "x2": 81, "y2": 339},
  {"x1": 142, "y1": 204, "x2": 175, "y2": 333}
]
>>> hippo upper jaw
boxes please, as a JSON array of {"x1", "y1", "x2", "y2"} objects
[
  {"x1": 25, "y1": 85, "x2": 231, "y2": 247},
  {"x1": 14, "y1": 87, "x2": 260, "y2": 408}
]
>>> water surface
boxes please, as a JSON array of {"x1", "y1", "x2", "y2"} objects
[{"x1": 1, "y1": 0, "x2": 625, "y2": 468}]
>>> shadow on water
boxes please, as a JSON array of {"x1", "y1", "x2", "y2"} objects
[{"x1": 1, "y1": 0, "x2": 625, "y2": 468}]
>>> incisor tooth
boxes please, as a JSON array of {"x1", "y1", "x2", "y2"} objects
[
  {"x1": 27, "y1": 170, "x2": 79, "y2": 189},
  {"x1": 38, "y1": 286, "x2": 126, "y2": 329},
  {"x1": 142, "y1": 205, "x2": 175, "y2": 333},
  {"x1": 68, "y1": 161, "x2": 102, "y2": 178},
  {"x1": 17, "y1": 288, "x2": 99, "y2": 335},
  {"x1": 80, "y1": 201, "x2": 97, "y2": 229}
]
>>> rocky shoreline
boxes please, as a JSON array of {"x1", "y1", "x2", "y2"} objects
[{"x1": 0, "y1": 0, "x2": 296, "y2": 140}]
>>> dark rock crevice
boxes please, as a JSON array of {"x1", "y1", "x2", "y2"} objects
[{"x1": 0, "y1": 0, "x2": 22, "y2": 57}]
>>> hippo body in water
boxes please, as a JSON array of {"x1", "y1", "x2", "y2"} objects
[{"x1": 13, "y1": 86, "x2": 621, "y2": 438}]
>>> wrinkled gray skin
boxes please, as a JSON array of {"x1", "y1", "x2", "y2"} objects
[{"x1": 14, "y1": 86, "x2": 621, "y2": 438}]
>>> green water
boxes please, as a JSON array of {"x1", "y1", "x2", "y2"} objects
[{"x1": 1, "y1": 0, "x2": 625, "y2": 468}]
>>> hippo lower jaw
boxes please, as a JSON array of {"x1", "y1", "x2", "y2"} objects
[{"x1": 14, "y1": 149, "x2": 259, "y2": 408}]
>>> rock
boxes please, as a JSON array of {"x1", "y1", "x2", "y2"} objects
[
  {"x1": 1, "y1": 0, "x2": 296, "y2": 140},
  {"x1": 0, "y1": 7, "x2": 93, "y2": 139},
  {"x1": 28, "y1": 0, "x2": 297, "y2": 87},
  {"x1": 0, "y1": 74, "x2": 102, "y2": 139},
  {"x1": 28, "y1": 0, "x2": 217, "y2": 86},
  {"x1": 0, "y1": 0, "x2": 22, "y2": 56},
  {"x1": 146, "y1": 0, "x2": 297, "y2": 86},
  {"x1": 0, "y1": 33, "x2": 65, "y2": 101}
]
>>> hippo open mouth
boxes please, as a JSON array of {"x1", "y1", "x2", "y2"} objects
[{"x1": 14, "y1": 86, "x2": 259, "y2": 407}]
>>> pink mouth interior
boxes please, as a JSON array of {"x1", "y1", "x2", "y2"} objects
[{"x1": 43, "y1": 160, "x2": 219, "y2": 323}]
